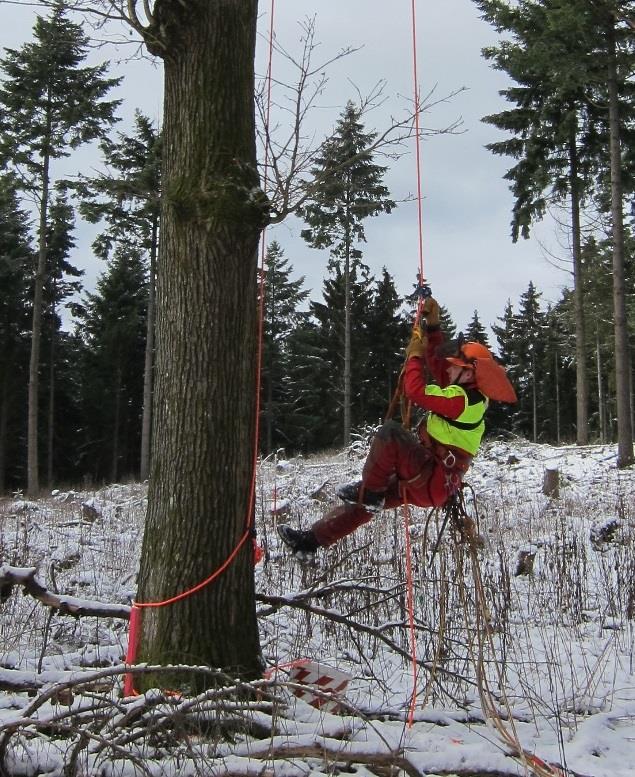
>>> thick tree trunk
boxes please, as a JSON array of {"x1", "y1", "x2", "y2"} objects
[
  {"x1": 607, "y1": 24, "x2": 634, "y2": 468},
  {"x1": 136, "y1": 0, "x2": 265, "y2": 688},
  {"x1": 139, "y1": 217, "x2": 158, "y2": 481},
  {"x1": 568, "y1": 125, "x2": 588, "y2": 445}
]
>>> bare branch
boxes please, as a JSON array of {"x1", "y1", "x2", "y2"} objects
[
  {"x1": 0, "y1": 565, "x2": 131, "y2": 620},
  {"x1": 256, "y1": 16, "x2": 465, "y2": 223}
]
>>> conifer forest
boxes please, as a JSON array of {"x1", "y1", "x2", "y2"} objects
[
  {"x1": 0, "y1": 0, "x2": 634, "y2": 497},
  {"x1": 1, "y1": 3, "x2": 635, "y2": 775}
]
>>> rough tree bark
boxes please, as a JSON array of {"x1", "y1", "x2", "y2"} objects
[{"x1": 134, "y1": 0, "x2": 267, "y2": 687}]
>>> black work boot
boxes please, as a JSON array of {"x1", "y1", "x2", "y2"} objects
[
  {"x1": 277, "y1": 524, "x2": 320, "y2": 563},
  {"x1": 336, "y1": 481, "x2": 385, "y2": 513}
]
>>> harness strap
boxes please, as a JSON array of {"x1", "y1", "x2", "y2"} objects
[{"x1": 445, "y1": 415, "x2": 485, "y2": 431}]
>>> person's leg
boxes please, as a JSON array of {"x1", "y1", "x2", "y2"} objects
[
  {"x1": 287, "y1": 423, "x2": 438, "y2": 555},
  {"x1": 277, "y1": 523, "x2": 320, "y2": 560},
  {"x1": 279, "y1": 504, "x2": 373, "y2": 558},
  {"x1": 382, "y1": 470, "x2": 437, "y2": 510},
  {"x1": 362, "y1": 421, "x2": 434, "y2": 493},
  {"x1": 310, "y1": 504, "x2": 373, "y2": 547}
]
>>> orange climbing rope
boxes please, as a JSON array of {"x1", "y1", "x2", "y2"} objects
[
  {"x1": 401, "y1": 493, "x2": 419, "y2": 727},
  {"x1": 410, "y1": 0, "x2": 427, "y2": 331},
  {"x1": 402, "y1": 0, "x2": 425, "y2": 727}
]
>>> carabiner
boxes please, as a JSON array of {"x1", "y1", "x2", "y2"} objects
[{"x1": 442, "y1": 450, "x2": 456, "y2": 469}]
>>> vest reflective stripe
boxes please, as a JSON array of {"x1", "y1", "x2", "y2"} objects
[{"x1": 424, "y1": 384, "x2": 488, "y2": 455}]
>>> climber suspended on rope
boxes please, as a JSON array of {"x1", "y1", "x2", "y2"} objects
[{"x1": 278, "y1": 296, "x2": 517, "y2": 562}]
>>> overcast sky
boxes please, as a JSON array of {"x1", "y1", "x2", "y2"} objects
[{"x1": 1, "y1": 1, "x2": 572, "y2": 339}]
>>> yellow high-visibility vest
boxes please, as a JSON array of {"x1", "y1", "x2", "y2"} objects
[{"x1": 425, "y1": 385, "x2": 488, "y2": 455}]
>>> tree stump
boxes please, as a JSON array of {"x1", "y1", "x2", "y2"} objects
[
  {"x1": 542, "y1": 467, "x2": 560, "y2": 498},
  {"x1": 515, "y1": 550, "x2": 536, "y2": 576}
]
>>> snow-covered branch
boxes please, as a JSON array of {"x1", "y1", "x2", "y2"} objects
[{"x1": 0, "y1": 565, "x2": 131, "y2": 620}]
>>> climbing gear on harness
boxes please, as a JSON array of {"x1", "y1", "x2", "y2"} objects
[
  {"x1": 426, "y1": 487, "x2": 483, "y2": 562},
  {"x1": 413, "y1": 273, "x2": 432, "y2": 303},
  {"x1": 416, "y1": 422, "x2": 473, "y2": 500}
]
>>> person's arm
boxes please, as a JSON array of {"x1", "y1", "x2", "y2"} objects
[
  {"x1": 424, "y1": 326, "x2": 451, "y2": 386},
  {"x1": 419, "y1": 297, "x2": 451, "y2": 387},
  {"x1": 403, "y1": 357, "x2": 465, "y2": 419}
]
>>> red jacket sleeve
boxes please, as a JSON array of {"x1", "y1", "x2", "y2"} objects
[{"x1": 404, "y1": 357, "x2": 465, "y2": 419}]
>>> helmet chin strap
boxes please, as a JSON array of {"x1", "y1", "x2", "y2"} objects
[{"x1": 456, "y1": 365, "x2": 475, "y2": 384}]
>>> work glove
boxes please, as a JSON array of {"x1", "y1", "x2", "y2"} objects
[
  {"x1": 405, "y1": 325, "x2": 427, "y2": 359},
  {"x1": 422, "y1": 297, "x2": 440, "y2": 328}
]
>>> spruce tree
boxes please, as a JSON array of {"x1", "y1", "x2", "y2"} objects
[
  {"x1": 492, "y1": 298, "x2": 523, "y2": 436},
  {"x1": 281, "y1": 318, "x2": 332, "y2": 452},
  {"x1": 311, "y1": 261, "x2": 375, "y2": 446},
  {"x1": 259, "y1": 241, "x2": 309, "y2": 455},
  {"x1": 603, "y1": 6, "x2": 635, "y2": 466},
  {"x1": 541, "y1": 304, "x2": 575, "y2": 444},
  {"x1": 76, "y1": 111, "x2": 161, "y2": 479},
  {"x1": 465, "y1": 310, "x2": 490, "y2": 346},
  {"x1": 299, "y1": 100, "x2": 395, "y2": 445},
  {"x1": 438, "y1": 305, "x2": 458, "y2": 342},
  {"x1": 0, "y1": 175, "x2": 33, "y2": 492},
  {"x1": 474, "y1": 0, "x2": 603, "y2": 445},
  {"x1": 77, "y1": 246, "x2": 147, "y2": 483},
  {"x1": 0, "y1": 4, "x2": 121, "y2": 494},
  {"x1": 515, "y1": 282, "x2": 545, "y2": 441},
  {"x1": 42, "y1": 193, "x2": 82, "y2": 487},
  {"x1": 362, "y1": 268, "x2": 409, "y2": 426}
]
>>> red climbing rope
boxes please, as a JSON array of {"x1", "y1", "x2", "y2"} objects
[
  {"x1": 134, "y1": 530, "x2": 252, "y2": 612},
  {"x1": 411, "y1": 0, "x2": 426, "y2": 297},
  {"x1": 403, "y1": 0, "x2": 425, "y2": 725},
  {"x1": 401, "y1": 491, "x2": 419, "y2": 727}
]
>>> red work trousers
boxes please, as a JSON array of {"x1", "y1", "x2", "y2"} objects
[{"x1": 312, "y1": 421, "x2": 455, "y2": 547}]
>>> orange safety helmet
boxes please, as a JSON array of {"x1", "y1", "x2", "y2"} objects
[{"x1": 445, "y1": 341, "x2": 493, "y2": 368}]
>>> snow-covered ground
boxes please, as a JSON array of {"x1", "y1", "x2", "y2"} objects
[{"x1": 1, "y1": 439, "x2": 634, "y2": 776}]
